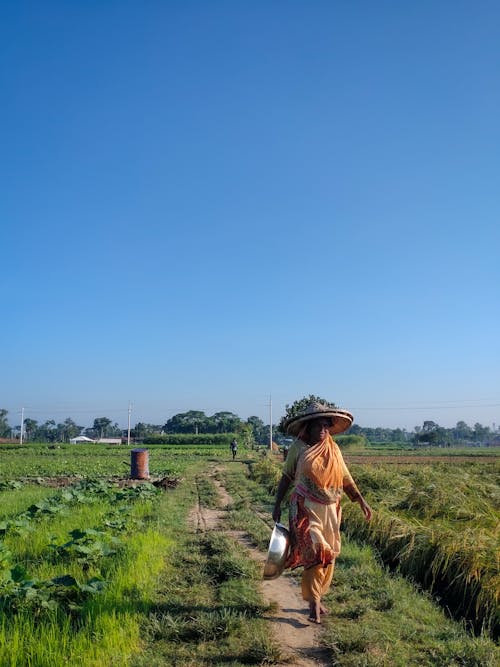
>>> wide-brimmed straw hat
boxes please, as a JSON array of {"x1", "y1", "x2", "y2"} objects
[{"x1": 283, "y1": 401, "x2": 353, "y2": 436}]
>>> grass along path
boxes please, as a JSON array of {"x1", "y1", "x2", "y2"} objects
[{"x1": 131, "y1": 459, "x2": 281, "y2": 666}]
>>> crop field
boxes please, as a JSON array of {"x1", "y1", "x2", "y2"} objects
[
  {"x1": 0, "y1": 442, "x2": 499, "y2": 666},
  {"x1": 342, "y1": 456, "x2": 500, "y2": 636},
  {"x1": 0, "y1": 443, "x2": 223, "y2": 479}
]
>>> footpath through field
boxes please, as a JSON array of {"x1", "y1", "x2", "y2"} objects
[{"x1": 189, "y1": 464, "x2": 330, "y2": 667}]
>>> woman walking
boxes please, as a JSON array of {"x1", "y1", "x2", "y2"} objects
[{"x1": 272, "y1": 400, "x2": 372, "y2": 624}]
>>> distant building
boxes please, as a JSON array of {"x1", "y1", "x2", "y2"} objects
[
  {"x1": 69, "y1": 436, "x2": 96, "y2": 444},
  {"x1": 97, "y1": 437, "x2": 123, "y2": 445}
]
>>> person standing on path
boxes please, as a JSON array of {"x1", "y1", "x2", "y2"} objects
[
  {"x1": 230, "y1": 438, "x2": 238, "y2": 460},
  {"x1": 272, "y1": 400, "x2": 372, "y2": 624}
]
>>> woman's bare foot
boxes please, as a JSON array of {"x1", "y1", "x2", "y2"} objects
[
  {"x1": 308, "y1": 601, "x2": 321, "y2": 624},
  {"x1": 320, "y1": 604, "x2": 329, "y2": 615}
]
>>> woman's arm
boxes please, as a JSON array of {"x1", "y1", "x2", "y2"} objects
[
  {"x1": 272, "y1": 474, "x2": 292, "y2": 523},
  {"x1": 356, "y1": 495, "x2": 372, "y2": 521},
  {"x1": 339, "y1": 452, "x2": 372, "y2": 522},
  {"x1": 343, "y1": 480, "x2": 372, "y2": 521}
]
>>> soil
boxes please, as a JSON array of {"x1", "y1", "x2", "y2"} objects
[
  {"x1": 189, "y1": 466, "x2": 331, "y2": 667},
  {"x1": 19, "y1": 476, "x2": 80, "y2": 487}
]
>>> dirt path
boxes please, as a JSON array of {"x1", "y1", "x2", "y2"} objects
[{"x1": 189, "y1": 467, "x2": 330, "y2": 667}]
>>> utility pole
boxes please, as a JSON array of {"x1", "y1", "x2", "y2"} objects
[
  {"x1": 269, "y1": 395, "x2": 273, "y2": 450},
  {"x1": 127, "y1": 402, "x2": 132, "y2": 446},
  {"x1": 20, "y1": 407, "x2": 25, "y2": 445}
]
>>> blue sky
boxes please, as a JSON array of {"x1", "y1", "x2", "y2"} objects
[{"x1": 2, "y1": 1, "x2": 499, "y2": 431}]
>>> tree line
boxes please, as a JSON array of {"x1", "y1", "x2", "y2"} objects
[
  {"x1": 0, "y1": 407, "x2": 498, "y2": 446},
  {"x1": 0, "y1": 411, "x2": 124, "y2": 443},
  {"x1": 0, "y1": 409, "x2": 268, "y2": 445},
  {"x1": 348, "y1": 419, "x2": 500, "y2": 446}
]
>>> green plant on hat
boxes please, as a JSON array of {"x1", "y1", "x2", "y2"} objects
[{"x1": 278, "y1": 395, "x2": 337, "y2": 434}]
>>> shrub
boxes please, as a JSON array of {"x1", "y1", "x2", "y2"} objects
[
  {"x1": 143, "y1": 434, "x2": 236, "y2": 446},
  {"x1": 336, "y1": 434, "x2": 367, "y2": 451}
]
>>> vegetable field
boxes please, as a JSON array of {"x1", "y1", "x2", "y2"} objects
[{"x1": 0, "y1": 442, "x2": 499, "y2": 666}]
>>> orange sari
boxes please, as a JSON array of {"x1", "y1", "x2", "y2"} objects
[{"x1": 282, "y1": 434, "x2": 362, "y2": 603}]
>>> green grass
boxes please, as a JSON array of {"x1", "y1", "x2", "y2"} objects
[
  {"x1": 0, "y1": 528, "x2": 170, "y2": 667},
  {"x1": 130, "y1": 462, "x2": 281, "y2": 667},
  {"x1": 0, "y1": 457, "x2": 280, "y2": 666},
  {"x1": 0, "y1": 442, "x2": 231, "y2": 479},
  {"x1": 0, "y1": 484, "x2": 57, "y2": 520},
  {"x1": 0, "y1": 482, "x2": 172, "y2": 666}
]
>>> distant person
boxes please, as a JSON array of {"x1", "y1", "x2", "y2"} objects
[
  {"x1": 272, "y1": 400, "x2": 372, "y2": 624},
  {"x1": 230, "y1": 438, "x2": 237, "y2": 460}
]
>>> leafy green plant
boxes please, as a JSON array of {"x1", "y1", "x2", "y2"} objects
[
  {"x1": 277, "y1": 394, "x2": 335, "y2": 433},
  {"x1": 0, "y1": 480, "x2": 23, "y2": 490},
  {"x1": 0, "y1": 567, "x2": 106, "y2": 616},
  {"x1": 49, "y1": 528, "x2": 122, "y2": 568}
]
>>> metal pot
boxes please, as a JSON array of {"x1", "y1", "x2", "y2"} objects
[{"x1": 263, "y1": 522, "x2": 290, "y2": 580}]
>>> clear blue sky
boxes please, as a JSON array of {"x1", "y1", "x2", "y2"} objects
[{"x1": 2, "y1": 1, "x2": 499, "y2": 432}]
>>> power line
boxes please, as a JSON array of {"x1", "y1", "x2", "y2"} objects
[
  {"x1": 353, "y1": 403, "x2": 500, "y2": 411},
  {"x1": 11, "y1": 407, "x2": 131, "y2": 414}
]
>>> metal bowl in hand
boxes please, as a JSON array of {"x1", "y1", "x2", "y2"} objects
[{"x1": 263, "y1": 523, "x2": 290, "y2": 580}]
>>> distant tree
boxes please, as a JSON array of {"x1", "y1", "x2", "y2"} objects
[
  {"x1": 107, "y1": 422, "x2": 122, "y2": 437},
  {"x1": 163, "y1": 410, "x2": 243, "y2": 434},
  {"x1": 92, "y1": 417, "x2": 112, "y2": 440},
  {"x1": 0, "y1": 409, "x2": 10, "y2": 438},
  {"x1": 163, "y1": 411, "x2": 208, "y2": 434},
  {"x1": 434, "y1": 427, "x2": 448, "y2": 446},
  {"x1": 132, "y1": 422, "x2": 149, "y2": 439},
  {"x1": 23, "y1": 418, "x2": 38, "y2": 442},
  {"x1": 413, "y1": 421, "x2": 447, "y2": 446},
  {"x1": 422, "y1": 420, "x2": 439, "y2": 433},
  {"x1": 452, "y1": 421, "x2": 473, "y2": 442},
  {"x1": 390, "y1": 428, "x2": 408, "y2": 442},
  {"x1": 131, "y1": 422, "x2": 162, "y2": 438},
  {"x1": 34, "y1": 420, "x2": 57, "y2": 442},
  {"x1": 235, "y1": 422, "x2": 253, "y2": 447},
  {"x1": 191, "y1": 412, "x2": 208, "y2": 434},
  {"x1": 472, "y1": 422, "x2": 490, "y2": 443},
  {"x1": 210, "y1": 411, "x2": 241, "y2": 433},
  {"x1": 59, "y1": 418, "x2": 82, "y2": 442},
  {"x1": 247, "y1": 416, "x2": 268, "y2": 444}
]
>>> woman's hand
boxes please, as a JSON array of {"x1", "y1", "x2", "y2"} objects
[
  {"x1": 358, "y1": 497, "x2": 372, "y2": 521},
  {"x1": 272, "y1": 506, "x2": 281, "y2": 523}
]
